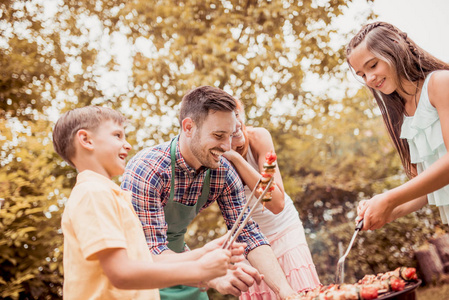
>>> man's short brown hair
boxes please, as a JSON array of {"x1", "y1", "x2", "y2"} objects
[
  {"x1": 179, "y1": 86, "x2": 237, "y2": 128},
  {"x1": 52, "y1": 106, "x2": 126, "y2": 168}
]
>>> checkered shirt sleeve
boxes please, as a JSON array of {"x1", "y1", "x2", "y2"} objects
[{"x1": 121, "y1": 146, "x2": 172, "y2": 255}]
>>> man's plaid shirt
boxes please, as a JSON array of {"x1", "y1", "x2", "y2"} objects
[{"x1": 121, "y1": 137, "x2": 268, "y2": 256}]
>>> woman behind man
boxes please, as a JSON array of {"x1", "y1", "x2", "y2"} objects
[{"x1": 224, "y1": 100, "x2": 321, "y2": 299}]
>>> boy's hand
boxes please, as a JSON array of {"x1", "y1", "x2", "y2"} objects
[
  {"x1": 202, "y1": 234, "x2": 228, "y2": 251},
  {"x1": 197, "y1": 248, "x2": 232, "y2": 281},
  {"x1": 203, "y1": 234, "x2": 246, "y2": 265}
]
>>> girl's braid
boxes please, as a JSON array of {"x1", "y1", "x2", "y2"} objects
[{"x1": 380, "y1": 22, "x2": 418, "y2": 56}]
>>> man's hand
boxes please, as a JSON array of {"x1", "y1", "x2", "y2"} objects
[{"x1": 207, "y1": 263, "x2": 263, "y2": 297}]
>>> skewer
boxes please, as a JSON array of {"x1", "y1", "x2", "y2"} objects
[
  {"x1": 222, "y1": 178, "x2": 261, "y2": 249},
  {"x1": 223, "y1": 177, "x2": 274, "y2": 250}
]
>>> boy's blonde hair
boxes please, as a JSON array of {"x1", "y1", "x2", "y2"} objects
[{"x1": 52, "y1": 106, "x2": 126, "y2": 168}]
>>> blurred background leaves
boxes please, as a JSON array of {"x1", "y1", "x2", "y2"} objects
[{"x1": 0, "y1": 0, "x2": 444, "y2": 299}]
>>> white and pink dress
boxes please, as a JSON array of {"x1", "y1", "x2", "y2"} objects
[{"x1": 240, "y1": 145, "x2": 321, "y2": 300}]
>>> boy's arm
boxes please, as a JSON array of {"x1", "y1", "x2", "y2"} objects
[
  {"x1": 96, "y1": 247, "x2": 232, "y2": 290},
  {"x1": 154, "y1": 234, "x2": 246, "y2": 264}
]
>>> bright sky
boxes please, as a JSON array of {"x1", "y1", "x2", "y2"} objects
[
  {"x1": 311, "y1": 0, "x2": 449, "y2": 99},
  {"x1": 372, "y1": 0, "x2": 449, "y2": 62},
  {"x1": 94, "y1": 0, "x2": 449, "y2": 105}
]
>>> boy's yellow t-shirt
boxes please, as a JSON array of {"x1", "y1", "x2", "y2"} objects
[{"x1": 62, "y1": 170, "x2": 160, "y2": 300}]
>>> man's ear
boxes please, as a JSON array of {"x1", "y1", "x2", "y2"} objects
[
  {"x1": 76, "y1": 129, "x2": 94, "y2": 151},
  {"x1": 181, "y1": 117, "x2": 196, "y2": 137}
]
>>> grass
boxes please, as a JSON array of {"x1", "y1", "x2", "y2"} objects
[{"x1": 416, "y1": 283, "x2": 449, "y2": 300}]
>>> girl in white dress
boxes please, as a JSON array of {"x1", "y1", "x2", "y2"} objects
[
  {"x1": 224, "y1": 100, "x2": 321, "y2": 299},
  {"x1": 346, "y1": 21, "x2": 449, "y2": 231}
]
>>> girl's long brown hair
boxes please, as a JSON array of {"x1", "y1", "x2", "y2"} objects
[{"x1": 346, "y1": 21, "x2": 449, "y2": 178}]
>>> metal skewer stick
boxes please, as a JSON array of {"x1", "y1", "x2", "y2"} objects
[
  {"x1": 335, "y1": 219, "x2": 364, "y2": 284},
  {"x1": 222, "y1": 178, "x2": 262, "y2": 249},
  {"x1": 224, "y1": 177, "x2": 275, "y2": 250}
]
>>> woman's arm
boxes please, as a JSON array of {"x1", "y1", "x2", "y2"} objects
[{"x1": 224, "y1": 127, "x2": 285, "y2": 214}]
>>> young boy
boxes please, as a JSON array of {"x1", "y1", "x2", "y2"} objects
[{"x1": 52, "y1": 106, "x2": 245, "y2": 299}]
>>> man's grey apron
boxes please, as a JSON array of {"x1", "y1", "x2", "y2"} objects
[{"x1": 159, "y1": 137, "x2": 210, "y2": 300}]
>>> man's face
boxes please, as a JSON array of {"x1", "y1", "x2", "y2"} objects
[{"x1": 189, "y1": 110, "x2": 237, "y2": 169}]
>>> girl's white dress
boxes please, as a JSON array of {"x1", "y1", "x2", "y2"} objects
[
  {"x1": 240, "y1": 145, "x2": 321, "y2": 300},
  {"x1": 400, "y1": 71, "x2": 449, "y2": 224}
]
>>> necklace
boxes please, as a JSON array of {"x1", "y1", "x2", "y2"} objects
[
  {"x1": 413, "y1": 83, "x2": 419, "y2": 109},
  {"x1": 404, "y1": 83, "x2": 419, "y2": 117}
]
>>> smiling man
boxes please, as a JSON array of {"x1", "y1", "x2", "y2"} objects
[{"x1": 121, "y1": 86, "x2": 296, "y2": 300}]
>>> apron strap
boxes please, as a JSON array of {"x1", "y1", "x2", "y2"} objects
[
  {"x1": 169, "y1": 136, "x2": 177, "y2": 202},
  {"x1": 160, "y1": 285, "x2": 209, "y2": 300},
  {"x1": 170, "y1": 136, "x2": 211, "y2": 208},
  {"x1": 162, "y1": 136, "x2": 211, "y2": 299},
  {"x1": 166, "y1": 136, "x2": 211, "y2": 253}
]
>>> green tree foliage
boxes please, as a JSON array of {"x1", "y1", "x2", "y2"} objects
[
  {"x1": 2, "y1": 0, "x2": 446, "y2": 299},
  {"x1": 0, "y1": 1, "x2": 99, "y2": 297},
  {"x1": 0, "y1": 117, "x2": 72, "y2": 299},
  {"x1": 71, "y1": 0, "x2": 369, "y2": 145},
  {"x1": 0, "y1": 0, "x2": 106, "y2": 120}
]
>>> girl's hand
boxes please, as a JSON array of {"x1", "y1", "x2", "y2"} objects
[
  {"x1": 362, "y1": 193, "x2": 394, "y2": 230},
  {"x1": 356, "y1": 200, "x2": 368, "y2": 224}
]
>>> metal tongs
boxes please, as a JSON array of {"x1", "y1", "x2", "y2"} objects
[
  {"x1": 335, "y1": 219, "x2": 364, "y2": 284},
  {"x1": 222, "y1": 177, "x2": 275, "y2": 250}
]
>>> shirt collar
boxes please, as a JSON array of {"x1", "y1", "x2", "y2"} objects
[
  {"x1": 76, "y1": 170, "x2": 122, "y2": 192},
  {"x1": 173, "y1": 135, "x2": 198, "y2": 175}
]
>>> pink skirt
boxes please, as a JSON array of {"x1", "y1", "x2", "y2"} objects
[{"x1": 240, "y1": 222, "x2": 321, "y2": 299}]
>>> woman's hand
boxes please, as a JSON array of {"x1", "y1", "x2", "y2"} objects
[{"x1": 223, "y1": 149, "x2": 240, "y2": 163}]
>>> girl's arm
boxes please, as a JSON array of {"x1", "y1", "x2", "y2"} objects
[
  {"x1": 389, "y1": 195, "x2": 428, "y2": 221},
  {"x1": 224, "y1": 127, "x2": 285, "y2": 214},
  {"x1": 361, "y1": 70, "x2": 449, "y2": 230}
]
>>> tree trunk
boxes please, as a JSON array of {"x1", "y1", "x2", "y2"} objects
[
  {"x1": 429, "y1": 234, "x2": 449, "y2": 273},
  {"x1": 414, "y1": 243, "x2": 443, "y2": 284}
]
